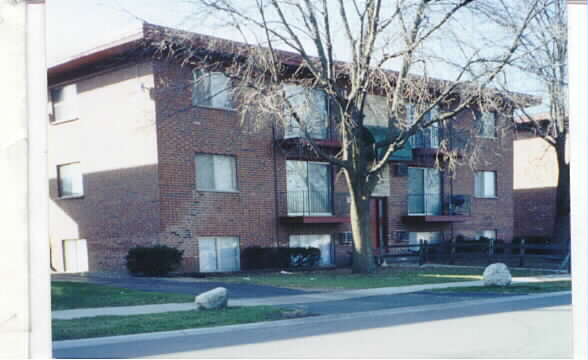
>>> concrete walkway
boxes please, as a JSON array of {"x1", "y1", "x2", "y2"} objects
[{"x1": 52, "y1": 274, "x2": 569, "y2": 320}]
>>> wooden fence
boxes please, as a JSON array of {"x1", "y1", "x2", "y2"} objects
[{"x1": 377, "y1": 239, "x2": 570, "y2": 272}]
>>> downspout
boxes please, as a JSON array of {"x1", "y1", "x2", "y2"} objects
[{"x1": 272, "y1": 124, "x2": 280, "y2": 248}]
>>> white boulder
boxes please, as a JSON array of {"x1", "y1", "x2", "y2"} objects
[
  {"x1": 195, "y1": 287, "x2": 228, "y2": 310},
  {"x1": 483, "y1": 263, "x2": 512, "y2": 286}
]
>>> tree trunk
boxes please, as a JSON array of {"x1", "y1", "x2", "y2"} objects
[
  {"x1": 552, "y1": 140, "x2": 570, "y2": 247},
  {"x1": 349, "y1": 186, "x2": 376, "y2": 273}
]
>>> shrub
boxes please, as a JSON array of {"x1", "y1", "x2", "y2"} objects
[
  {"x1": 241, "y1": 246, "x2": 321, "y2": 270},
  {"x1": 126, "y1": 245, "x2": 184, "y2": 276}
]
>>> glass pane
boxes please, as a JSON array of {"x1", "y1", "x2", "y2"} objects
[
  {"x1": 308, "y1": 163, "x2": 330, "y2": 214},
  {"x1": 408, "y1": 168, "x2": 424, "y2": 214},
  {"x1": 217, "y1": 237, "x2": 239, "y2": 272},
  {"x1": 195, "y1": 154, "x2": 214, "y2": 190},
  {"x1": 58, "y1": 163, "x2": 82, "y2": 197},
  {"x1": 475, "y1": 172, "x2": 483, "y2": 197},
  {"x1": 424, "y1": 169, "x2": 441, "y2": 215},
  {"x1": 214, "y1": 155, "x2": 236, "y2": 191},
  {"x1": 484, "y1": 171, "x2": 496, "y2": 197},
  {"x1": 198, "y1": 238, "x2": 218, "y2": 272},
  {"x1": 192, "y1": 70, "x2": 211, "y2": 106},
  {"x1": 210, "y1": 72, "x2": 230, "y2": 108},
  {"x1": 53, "y1": 84, "x2": 78, "y2": 121}
]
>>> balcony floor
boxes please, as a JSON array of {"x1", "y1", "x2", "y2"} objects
[
  {"x1": 402, "y1": 215, "x2": 470, "y2": 223},
  {"x1": 280, "y1": 216, "x2": 350, "y2": 224}
]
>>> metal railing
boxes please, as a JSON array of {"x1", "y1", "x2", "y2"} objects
[
  {"x1": 409, "y1": 127, "x2": 441, "y2": 149},
  {"x1": 407, "y1": 193, "x2": 471, "y2": 216},
  {"x1": 280, "y1": 191, "x2": 350, "y2": 216}
]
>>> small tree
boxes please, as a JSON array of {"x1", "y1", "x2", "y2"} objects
[{"x1": 148, "y1": 0, "x2": 542, "y2": 273}]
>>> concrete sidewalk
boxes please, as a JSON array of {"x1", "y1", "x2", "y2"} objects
[{"x1": 52, "y1": 274, "x2": 569, "y2": 320}]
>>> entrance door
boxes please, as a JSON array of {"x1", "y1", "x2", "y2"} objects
[{"x1": 370, "y1": 198, "x2": 388, "y2": 250}]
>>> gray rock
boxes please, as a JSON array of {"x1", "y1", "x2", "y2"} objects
[
  {"x1": 483, "y1": 263, "x2": 512, "y2": 286},
  {"x1": 195, "y1": 287, "x2": 228, "y2": 310}
]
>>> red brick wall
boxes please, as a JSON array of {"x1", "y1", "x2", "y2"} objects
[{"x1": 153, "y1": 60, "x2": 277, "y2": 272}]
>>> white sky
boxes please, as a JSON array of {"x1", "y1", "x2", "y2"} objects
[{"x1": 46, "y1": 0, "x2": 547, "y2": 112}]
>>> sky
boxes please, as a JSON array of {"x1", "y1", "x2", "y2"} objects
[{"x1": 46, "y1": 0, "x2": 546, "y2": 113}]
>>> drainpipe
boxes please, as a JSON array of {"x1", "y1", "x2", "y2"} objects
[
  {"x1": 26, "y1": 0, "x2": 52, "y2": 357},
  {"x1": 272, "y1": 124, "x2": 280, "y2": 248}
]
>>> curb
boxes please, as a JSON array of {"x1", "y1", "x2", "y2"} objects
[{"x1": 53, "y1": 291, "x2": 571, "y2": 350}]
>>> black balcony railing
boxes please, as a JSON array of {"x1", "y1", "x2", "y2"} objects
[
  {"x1": 279, "y1": 191, "x2": 350, "y2": 217},
  {"x1": 408, "y1": 193, "x2": 471, "y2": 216},
  {"x1": 409, "y1": 127, "x2": 441, "y2": 149}
]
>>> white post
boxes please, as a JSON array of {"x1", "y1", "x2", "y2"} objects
[
  {"x1": 568, "y1": 1, "x2": 587, "y2": 359},
  {"x1": 0, "y1": 0, "x2": 51, "y2": 357},
  {"x1": 26, "y1": 0, "x2": 52, "y2": 357}
]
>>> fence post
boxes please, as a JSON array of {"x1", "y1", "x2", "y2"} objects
[
  {"x1": 488, "y1": 238, "x2": 494, "y2": 264},
  {"x1": 519, "y1": 238, "x2": 526, "y2": 267},
  {"x1": 423, "y1": 240, "x2": 428, "y2": 264},
  {"x1": 450, "y1": 237, "x2": 456, "y2": 265}
]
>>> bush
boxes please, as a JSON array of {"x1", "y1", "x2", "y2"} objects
[
  {"x1": 126, "y1": 245, "x2": 184, "y2": 276},
  {"x1": 241, "y1": 246, "x2": 321, "y2": 270}
]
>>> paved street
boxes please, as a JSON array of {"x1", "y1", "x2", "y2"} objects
[{"x1": 54, "y1": 292, "x2": 572, "y2": 359}]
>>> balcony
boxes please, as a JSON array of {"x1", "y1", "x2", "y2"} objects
[
  {"x1": 277, "y1": 126, "x2": 342, "y2": 149},
  {"x1": 403, "y1": 193, "x2": 471, "y2": 223},
  {"x1": 279, "y1": 191, "x2": 350, "y2": 224}
]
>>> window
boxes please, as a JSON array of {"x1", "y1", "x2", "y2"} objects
[
  {"x1": 289, "y1": 234, "x2": 333, "y2": 266},
  {"x1": 57, "y1": 162, "x2": 84, "y2": 198},
  {"x1": 476, "y1": 230, "x2": 497, "y2": 241},
  {"x1": 286, "y1": 161, "x2": 331, "y2": 215},
  {"x1": 408, "y1": 232, "x2": 442, "y2": 251},
  {"x1": 477, "y1": 111, "x2": 496, "y2": 138},
  {"x1": 192, "y1": 70, "x2": 233, "y2": 109},
  {"x1": 475, "y1": 171, "x2": 496, "y2": 198},
  {"x1": 283, "y1": 84, "x2": 328, "y2": 139},
  {"x1": 406, "y1": 104, "x2": 440, "y2": 149},
  {"x1": 62, "y1": 239, "x2": 88, "y2": 273},
  {"x1": 50, "y1": 84, "x2": 78, "y2": 123},
  {"x1": 195, "y1": 154, "x2": 237, "y2": 192},
  {"x1": 198, "y1": 237, "x2": 240, "y2": 272},
  {"x1": 408, "y1": 167, "x2": 441, "y2": 215}
]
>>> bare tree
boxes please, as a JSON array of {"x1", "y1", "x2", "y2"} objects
[
  {"x1": 148, "y1": 0, "x2": 541, "y2": 273},
  {"x1": 481, "y1": 0, "x2": 568, "y2": 248}
]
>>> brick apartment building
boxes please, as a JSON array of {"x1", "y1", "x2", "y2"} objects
[
  {"x1": 513, "y1": 114, "x2": 560, "y2": 240},
  {"x1": 48, "y1": 24, "x2": 524, "y2": 274}
]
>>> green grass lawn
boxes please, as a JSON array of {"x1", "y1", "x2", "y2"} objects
[
  {"x1": 431, "y1": 280, "x2": 572, "y2": 294},
  {"x1": 53, "y1": 306, "x2": 284, "y2": 341},
  {"x1": 205, "y1": 267, "x2": 551, "y2": 290},
  {"x1": 52, "y1": 281, "x2": 194, "y2": 310}
]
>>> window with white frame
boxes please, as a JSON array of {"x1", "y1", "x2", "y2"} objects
[
  {"x1": 62, "y1": 239, "x2": 88, "y2": 273},
  {"x1": 57, "y1": 162, "x2": 84, "y2": 198},
  {"x1": 477, "y1": 111, "x2": 496, "y2": 138},
  {"x1": 195, "y1": 154, "x2": 237, "y2": 192},
  {"x1": 474, "y1": 171, "x2": 497, "y2": 198},
  {"x1": 192, "y1": 70, "x2": 233, "y2": 109},
  {"x1": 283, "y1": 84, "x2": 328, "y2": 139},
  {"x1": 476, "y1": 230, "x2": 497, "y2": 241},
  {"x1": 289, "y1": 234, "x2": 333, "y2": 266},
  {"x1": 198, "y1": 237, "x2": 240, "y2": 272},
  {"x1": 50, "y1": 84, "x2": 78, "y2": 123}
]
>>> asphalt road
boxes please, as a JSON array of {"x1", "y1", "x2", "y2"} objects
[{"x1": 54, "y1": 293, "x2": 572, "y2": 359}]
